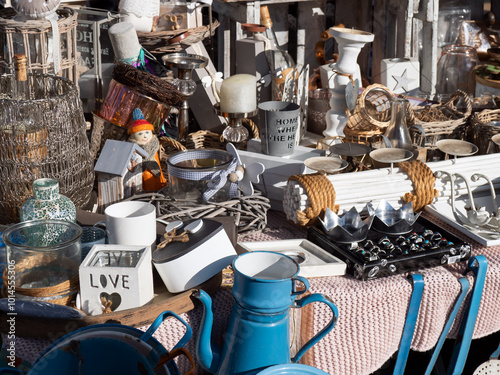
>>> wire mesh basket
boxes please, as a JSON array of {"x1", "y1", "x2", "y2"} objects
[{"x1": 0, "y1": 74, "x2": 94, "y2": 224}]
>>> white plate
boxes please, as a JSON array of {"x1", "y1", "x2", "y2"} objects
[
  {"x1": 425, "y1": 193, "x2": 500, "y2": 247},
  {"x1": 238, "y1": 239, "x2": 346, "y2": 277}
]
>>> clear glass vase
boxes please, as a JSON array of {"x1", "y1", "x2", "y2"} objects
[
  {"x1": 3, "y1": 219, "x2": 82, "y2": 303},
  {"x1": 384, "y1": 97, "x2": 413, "y2": 150},
  {"x1": 436, "y1": 44, "x2": 479, "y2": 97},
  {"x1": 167, "y1": 149, "x2": 235, "y2": 203}
]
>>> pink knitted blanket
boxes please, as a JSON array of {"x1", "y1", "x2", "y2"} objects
[{"x1": 8, "y1": 211, "x2": 500, "y2": 375}]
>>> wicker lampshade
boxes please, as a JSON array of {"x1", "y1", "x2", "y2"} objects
[{"x1": 0, "y1": 74, "x2": 94, "y2": 224}]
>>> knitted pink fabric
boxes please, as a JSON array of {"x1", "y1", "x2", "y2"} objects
[
  {"x1": 301, "y1": 214, "x2": 500, "y2": 375},
  {"x1": 6, "y1": 211, "x2": 500, "y2": 375}
]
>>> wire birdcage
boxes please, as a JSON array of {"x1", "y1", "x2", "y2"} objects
[{"x1": 0, "y1": 73, "x2": 94, "y2": 224}]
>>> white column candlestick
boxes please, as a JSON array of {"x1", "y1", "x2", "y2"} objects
[
  {"x1": 324, "y1": 27, "x2": 374, "y2": 139},
  {"x1": 219, "y1": 74, "x2": 257, "y2": 113}
]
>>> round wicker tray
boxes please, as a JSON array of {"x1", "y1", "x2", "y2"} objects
[{"x1": 137, "y1": 20, "x2": 220, "y2": 54}]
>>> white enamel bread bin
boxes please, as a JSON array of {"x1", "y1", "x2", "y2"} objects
[{"x1": 152, "y1": 219, "x2": 237, "y2": 293}]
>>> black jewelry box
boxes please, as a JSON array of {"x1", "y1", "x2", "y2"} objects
[{"x1": 307, "y1": 216, "x2": 472, "y2": 281}]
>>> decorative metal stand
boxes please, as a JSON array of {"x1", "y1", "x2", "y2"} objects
[
  {"x1": 434, "y1": 170, "x2": 500, "y2": 236},
  {"x1": 162, "y1": 53, "x2": 208, "y2": 143},
  {"x1": 369, "y1": 148, "x2": 413, "y2": 174},
  {"x1": 436, "y1": 139, "x2": 478, "y2": 164},
  {"x1": 214, "y1": 103, "x2": 258, "y2": 144},
  {"x1": 329, "y1": 142, "x2": 371, "y2": 172},
  {"x1": 304, "y1": 156, "x2": 348, "y2": 175}
]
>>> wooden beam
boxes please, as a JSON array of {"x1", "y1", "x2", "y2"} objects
[{"x1": 371, "y1": 0, "x2": 389, "y2": 84}]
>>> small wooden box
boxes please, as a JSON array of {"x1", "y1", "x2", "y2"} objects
[{"x1": 79, "y1": 244, "x2": 154, "y2": 315}]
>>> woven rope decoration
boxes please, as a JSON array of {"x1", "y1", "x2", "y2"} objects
[
  {"x1": 288, "y1": 173, "x2": 338, "y2": 226},
  {"x1": 396, "y1": 160, "x2": 439, "y2": 212}
]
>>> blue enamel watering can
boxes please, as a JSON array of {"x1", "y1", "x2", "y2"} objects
[{"x1": 194, "y1": 251, "x2": 339, "y2": 375}]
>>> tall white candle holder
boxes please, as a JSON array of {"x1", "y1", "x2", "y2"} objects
[
  {"x1": 214, "y1": 103, "x2": 258, "y2": 144},
  {"x1": 325, "y1": 27, "x2": 374, "y2": 139},
  {"x1": 216, "y1": 73, "x2": 258, "y2": 144}
]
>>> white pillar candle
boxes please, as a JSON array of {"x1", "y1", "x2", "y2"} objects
[
  {"x1": 219, "y1": 74, "x2": 257, "y2": 113},
  {"x1": 109, "y1": 22, "x2": 142, "y2": 61}
]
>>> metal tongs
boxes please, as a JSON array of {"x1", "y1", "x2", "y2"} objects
[{"x1": 434, "y1": 171, "x2": 500, "y2": 236}]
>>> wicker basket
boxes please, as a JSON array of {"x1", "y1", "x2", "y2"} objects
[
  {"x1": 346, "y1": 83, "x2": 395, "y2": 133},
  {"x1": 0, "y1": 7, "x2": 78, "y2": 82},
  {"x1": 469, "y1": 109, "x2": 500, "y2": 154},
  {"x1": 137, "y1": 20, "x2": 219, "y2": 54},
  {"x1": 408, "y1": 90, "x2": 472, "y2": 147},
  {"x1": 343, "y1": 127, "x2": 383, "y2": 145},
  {"x1": 344, "y1": 84, "x2": 397, "y2": 145}
]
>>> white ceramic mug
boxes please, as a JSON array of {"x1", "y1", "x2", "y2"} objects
[{"x1": 103, "y1": 201, "x2": 157, "y2": 248}]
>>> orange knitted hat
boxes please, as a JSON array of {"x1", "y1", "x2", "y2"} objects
[{"x1": 128, "y1": 108, "x2": 154, "y2": 135}]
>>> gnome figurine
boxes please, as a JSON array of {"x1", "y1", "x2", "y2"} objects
[{"x1": 127, "y1": 108, "x2": 166, "y2": 191}]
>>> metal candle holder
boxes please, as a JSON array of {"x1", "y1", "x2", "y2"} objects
[
  {"x1": 369, "y1": 148, "x2": 413, "y2": 174},
  {"x1": 329, "y1": 142, "x2": 371, "y2": 172},
  {"x1": 319, "y1": 206, "x2": 374, "y2": 244},
  {"x1": 214, "y1": 103, "x2": 258, "y2": 144},
  {"x1": 368, "y1": 200, "x2": 420, "y2": 235},
  {"x1": 162, "y1": 53, "x2": 208, "y2": 143},
  {"x1": 436, "y1": 139, "x2": 478, "y2": 164}
]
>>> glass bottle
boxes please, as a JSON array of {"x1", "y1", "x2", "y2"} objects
[
  {"x1": 12, "y1": 53, "x2": 30, "y2": 101},
  {"x1": 11, "y1": 53, "x2": 36, "y2": 139},
  {"x1": 20, "y1": 178, "x2": 77, "y2": 223},
  {"x1": 260, "y1": 5, "x2": 297, "y2": 102},
  {"x1": 384, "y1": 97, "x2": 414, "y2": 150}
]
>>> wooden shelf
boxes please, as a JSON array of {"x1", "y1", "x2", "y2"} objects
[{"x1": 0, "y1": 271, "x2": 221, "y2": 339}]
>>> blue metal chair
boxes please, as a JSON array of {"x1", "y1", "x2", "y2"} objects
[
  {"x1": 424, "y1": 255, "x2": 488, "y2": 375},
  {"x1": 393, "y1": 273, "x2": 425, "y2": 375},
  {"x1": 447, "y1": 255, "x2": 488, "y2": 375}
]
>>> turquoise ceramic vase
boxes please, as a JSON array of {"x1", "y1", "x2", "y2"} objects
[{"x1": 20, "y1": 178, "x2": 76, "y2": 223}]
